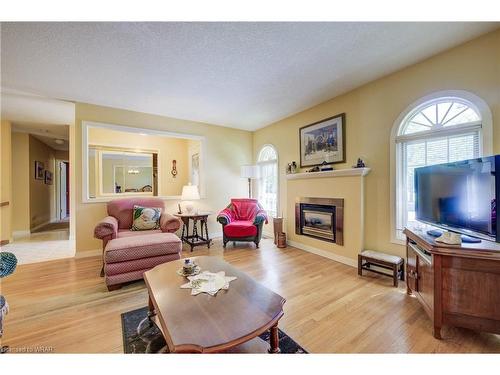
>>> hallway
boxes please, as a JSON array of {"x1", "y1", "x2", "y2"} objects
[{"x1": 2, "y1": 220, "x2": 74, "y2": 265}]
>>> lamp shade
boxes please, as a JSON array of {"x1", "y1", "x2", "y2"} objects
[
  {"x1": 240, "y1": 165, "x2": 260, "y2": 179},
  {"x1": 181, "y1": 184, "x2": 200, "y2": 200}
]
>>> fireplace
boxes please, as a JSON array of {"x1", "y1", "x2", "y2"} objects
[{"x1": 295, "y1": 197, "x2": 344, "y2": 245}]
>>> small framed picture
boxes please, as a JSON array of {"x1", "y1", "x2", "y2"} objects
[
  {"x1": 44, "y1": 170, "x2": 53, "y2": 185},
  {"x1": 35, "y1": 161, "x2": 45, "y2": 180},
  {"x1": 299, "y1": 113, "x2": 346, "y2": 168}
]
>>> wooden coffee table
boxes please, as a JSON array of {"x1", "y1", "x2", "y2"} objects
[{"x1": 143, "y1": 256, "x2": 286, "y2": 353}]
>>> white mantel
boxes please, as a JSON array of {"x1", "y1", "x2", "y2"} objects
[{"x1": 286, "y1": 167, "x2": 371, "y2": 180}]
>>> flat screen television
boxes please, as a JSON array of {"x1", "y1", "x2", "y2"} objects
[{"x1": 414, "y1": 156, "x2": 499, "y2": 242}]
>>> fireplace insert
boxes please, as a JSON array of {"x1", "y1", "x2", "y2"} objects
[{"x1": 295, "y1": 197, "x2": 344, "y2": 245}]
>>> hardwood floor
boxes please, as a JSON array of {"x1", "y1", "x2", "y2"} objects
[{"x1": 1, "y1": 238, "x2": 499, "y2": 353}]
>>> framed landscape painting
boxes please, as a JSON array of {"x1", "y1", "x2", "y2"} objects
[{"x1": 299, "y1": 113, "x2": 346, "y2": 168}]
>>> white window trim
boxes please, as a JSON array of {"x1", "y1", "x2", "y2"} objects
[
  {"x1": 257, "y1": 144, "x2": 279, "y2": 218},
  {"x1": 389, "y1": 90, "x2": 493, "y2": 245}
]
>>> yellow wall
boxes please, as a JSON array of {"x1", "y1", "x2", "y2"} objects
[
  {"x1": 87, "y1": 126, "x2": 191, "y2": 197},
  {"x1": 253, "y1": 29, "x2": 500, "y2": 259},
  {"x1": 11, "y1": 132, "x2": 30, "y2": 235},
  {"x1": 29, "y1": 135, "x2": 57, "y2": 229},
  {"x1": 287, "y1": 175, "x2": 365, "y2": 266},
  {"x1": 0, "y1": 120, "x2": 12, "y2": 243},
  {"x1": 55, "y1": 150, "x2": 69, "y2": 161},
  {"x1": 75, "y1": 103, "x2": 253, "y2": 251}
]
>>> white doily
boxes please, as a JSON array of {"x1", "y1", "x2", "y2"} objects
[{"x1": 180, "y1": 271, "x2": 237, "y2": 296}]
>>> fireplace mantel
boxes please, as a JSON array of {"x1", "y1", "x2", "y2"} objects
[{"x1": 286, "y1": 167, "x2": 370, "y2": 180}]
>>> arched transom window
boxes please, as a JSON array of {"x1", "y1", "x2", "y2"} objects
[
  {"x1": 395, "y1": 97, "x2": 483, "y2": 240},
  {"x1": 257, "y1": 145, "x2": 278, "y2": 218}
]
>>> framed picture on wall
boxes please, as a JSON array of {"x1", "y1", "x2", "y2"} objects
[
  {"x1": 44, "y1": 170, "x2": 53, "y2": 185},
  {"x1": 191, "y1": 153, "x2": 200, "y2": 187},
  {"x1": 299, "y1": 113, "x2": 346, "y2": 167},
  {"x1": 35, "y1": 161, "x2": 45, "y2": 180}
]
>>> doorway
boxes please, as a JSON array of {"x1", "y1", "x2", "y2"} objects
[{"x1": 58, "y1": 161, "x2": 69, "y2": 220}]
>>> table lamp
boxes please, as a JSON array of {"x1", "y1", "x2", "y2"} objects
[
  {"x1": 240, "y1": 165, "x2": 260, "y2": 198},
  {"x1": 181, "y1": 183, "x2": 200, "y2": 214}
]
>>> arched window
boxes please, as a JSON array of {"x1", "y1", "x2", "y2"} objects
[
  {"x1": 257, "y1": 145, "x2": 278, "y2": 218},
  {"x1": 393, "y1": 93, "x2": 492, "y2": 241}
]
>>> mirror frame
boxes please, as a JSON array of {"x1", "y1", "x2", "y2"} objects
[{"x1": 82, "y1": 121, "x2": 206, "y2": 203}]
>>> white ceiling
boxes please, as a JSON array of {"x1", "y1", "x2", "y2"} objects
[
  {"x1": 1, "y1": 90, "x2": 75, "y2": 125},
  {"x1": 1, "y1": 22, "x2": 498, "y2": 131}
]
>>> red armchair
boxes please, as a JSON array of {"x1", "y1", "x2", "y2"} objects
[{"x1": 217, "y1": 198, "x2": 268, "y2": 248}]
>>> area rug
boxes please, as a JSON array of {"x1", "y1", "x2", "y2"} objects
[{"x1": 121, "y1": 306, "x2": 307, "y2": 354}]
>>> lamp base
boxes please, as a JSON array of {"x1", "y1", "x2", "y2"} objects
[{"x1": 184, "y1": 202, "x2": 194, "y2": 214}]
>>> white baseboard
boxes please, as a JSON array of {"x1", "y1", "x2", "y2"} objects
[
  {"x1": 30, "y1": 220, "x2": 52, "y2": 233},
  {"x1": 74, "y1": 249, "x2": 101, "y2": 258},
  {"x1": 209, "y1": 231, "x2": 222, "y2": 238},
  {"x1": 12, "y1": 230, "x2": 30, "y2": 239},
  {"x1": 287, "y1": 239, "x2": 357, "y2": 268}
]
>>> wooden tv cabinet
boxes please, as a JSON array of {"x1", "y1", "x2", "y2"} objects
[{"x1": 403, "y1": 226, "x2": 500, "y2": 339}]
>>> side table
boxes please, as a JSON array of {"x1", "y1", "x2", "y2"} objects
[{"x1": 174, "y1": 212, "x2": 212, "y2": 251}]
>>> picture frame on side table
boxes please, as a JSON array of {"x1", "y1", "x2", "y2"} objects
[
  {"x1": 35, "y1": 161, "x2": 45, "y2": 180},
  {"x1": 299, "y1": 113, "x2": 346, "y2": 168}
]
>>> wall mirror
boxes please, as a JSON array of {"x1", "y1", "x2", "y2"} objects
[{"x1": 83, "y1": 121, "x2": 205, "y2": 202}]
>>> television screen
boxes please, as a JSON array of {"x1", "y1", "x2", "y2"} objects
[{"x1": 415, "y1": 157, "x2": 497, "y2": 240}]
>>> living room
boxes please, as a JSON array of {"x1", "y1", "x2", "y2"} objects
[{"x1": 1, "y1": 1, "x2": 499, "y2": 373}]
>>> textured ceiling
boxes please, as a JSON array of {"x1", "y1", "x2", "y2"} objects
[{"x1": 1, "y1": 22, "x2": 498, "y2": 130}]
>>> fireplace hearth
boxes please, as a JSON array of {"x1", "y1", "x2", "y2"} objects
[{"x1": 295, "y1": 197, "x2": 344, "y2": 245}]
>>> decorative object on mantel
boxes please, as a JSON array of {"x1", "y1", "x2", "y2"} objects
[
  {"x1": 286, "y1": 162, "x2": 297, "y2": 174},
  {"x1": 180, "y1": 271, "x2": 237, "y2": 296},
  {"x1": 353, "y1": 158, "x2": 366, "y2": 168},
  {"x1": 277, "y1": 232, "x2": 287, "y2": 248},
  {"x1": 319, "y1": 161, "x2": 333, "y2": 171},
  {"x1": 299, "y1": 112, "x2": 346, "y2": 167},
  {"x1": 307, "y1": 166, "x2": 320, "y2": 173},
  {"x1": 171, "y1": 160, "x2": 178, "y2": 178}
]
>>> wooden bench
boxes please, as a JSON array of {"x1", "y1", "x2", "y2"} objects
[{"x1": 358, "y1": 250, "x2": 404, "y2": 287}]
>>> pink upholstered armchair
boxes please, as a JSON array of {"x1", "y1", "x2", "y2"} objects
[{"x1": 94, "y1": 197, "x2": 181, "y2": 276}]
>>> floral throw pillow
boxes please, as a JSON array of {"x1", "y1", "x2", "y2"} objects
[{"x1": 131, "y1": 205, "x2": 162, "y2": 231}]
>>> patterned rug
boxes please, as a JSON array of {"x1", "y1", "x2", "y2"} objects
[{"x1": 121, "y1": 306, "x2": 307, "y2": 354}]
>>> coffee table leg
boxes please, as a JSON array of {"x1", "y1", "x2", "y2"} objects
[
  {"x1": 147, "y1": 295, "x2": 155, "y2": 325},
  {"x1": 268, "y1": 324, "x2": 280, "y2": 353}
]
